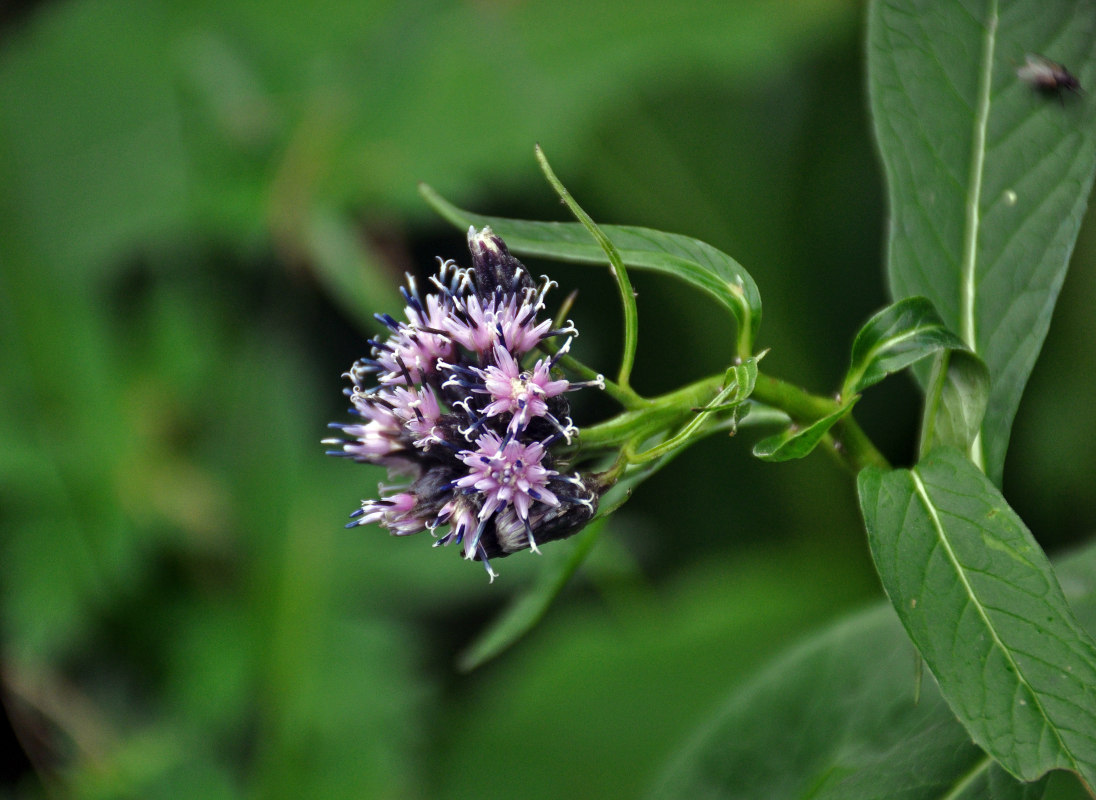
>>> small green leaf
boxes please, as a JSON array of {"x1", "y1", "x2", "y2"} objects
[
  {"x1": 419, "y1": 184, "x2": 762, "y2": 357},
  {"x1": 724, "y1": 358, "x2": 759, "y2": 405},
  {"x1": 842, "y1": 296, "x2": 970, "y2": 397},
  {"x1": 858, "y1": 448, "x2": 1096, "y2": 791},
  {"x1": 869, "y1": 0, "x2": 1096, "y2": 484},
  {"x1": 752, "y1": 400, "x2": 856, "y2": 463},
  {"x1": 840, "y1": 296, "x2": 990, "y2": 454},
  {"x1": 457, "y1": 520, "x2": 605, "y2": 672}
]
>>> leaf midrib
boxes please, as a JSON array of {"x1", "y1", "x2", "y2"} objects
[
  {"x1": 959, "y1": 1, "x2": 998, "y2": 469},
  {"x1": 909, "y1": 465, "x2": 1077, "y2": 777}
]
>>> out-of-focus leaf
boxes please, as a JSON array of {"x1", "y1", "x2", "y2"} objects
[
  {"x1": 649, "y1": 539, "x2": 1096, "y2": 800},
  {"x1": 752, "y1": 399, "x2": 856, "y2": 462},
  {"x1": 859, "y1": 448, "x2": 1096, "y2": 791},
  {"x1": 869, "y1": 0, "x2": 1096, "y2": 484},
  {"x1": 457, "y1": 520, "x2": 605, "y2": 672},
  {"x1": 0, "y1": 0, "x2": 855, "y2": 282},
  {"x1": 300, "y1": 206, "x2": 402, "y2": 330},
  {"x1": 436, "y1": 540, "x2": 880, "y2": 800},
  {"x1": 420, "y1": 184, "x2": 762, "y2": 355},
  {"x1": 650, "y1": 605, "x2": 1044, "y2": 800}
]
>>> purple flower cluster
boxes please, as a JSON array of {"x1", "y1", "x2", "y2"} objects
[{"x1": 325, "y1": 227, "x2": 604, "y2": 579}]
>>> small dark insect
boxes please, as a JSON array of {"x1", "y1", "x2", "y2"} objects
[{"x1": 1017, "y1": 53, "x2": 1082, "y2": 99}]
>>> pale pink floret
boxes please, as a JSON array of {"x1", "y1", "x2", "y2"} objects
[
  {"x1": 359, "y1": 492, "x2": 425, "y2": 535},
  {"x1": 341, "y1": 397, "x2": 403, "y2": 458},
  {"x1": 444, "y1": 292, "x2": 553, "y2": 356},
  {"x1": 455, "y1": 432, "x2": 559, "y2": 522},
  {"x1": 388, "y1": 385, "x2": 444, "y2": 445},
  {"x1": 375, "y1": 323, "x2": 453, "y2": 386},
  {"x1": 478, "y1": 346, "x2": 569, "y2": 430}
]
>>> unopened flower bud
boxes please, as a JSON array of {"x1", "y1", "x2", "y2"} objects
[{"x1": 467, "y1": 225, "x2": 533, "y2": 294}]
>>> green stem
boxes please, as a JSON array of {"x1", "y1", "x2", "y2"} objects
[
  {"x1": 559, "y1": 353, "x2": 645, "y2": 410},
  {"x1": 576, "y1": 373, "x2": 724, "y2": 455},
  {"x1": 750, "y1": 373, "x2": 889, "y2": 472},
  {"x1": 575, "y1": 368, "x2": 889, "y2": 476}
]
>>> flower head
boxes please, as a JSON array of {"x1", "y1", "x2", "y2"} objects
[{"x1": 325, "y1": 227, "x2": 603, "y2": 579}]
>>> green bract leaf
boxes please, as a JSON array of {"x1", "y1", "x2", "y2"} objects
[
  {"x1": 869, "y1": 0, "x2": 1096, "y2": 484},
  {"x1": 650, "y1": 605, "x2": 1047, "y2": 800},
  {"x1": 840, "y1": 296, "x2": 990, "y2": 454},
  {"x1": 842, "y1": 297, "x2": 969, "y2": 396},
  {"x1": 419, "y1": 184, "x2": 762, "y2": 357},
  {"x1": 752, "y1": 400, "x2": 856, "y2": 463},
  {"x1": 858, "y1": 448, "x2": 1096, "y2": 791}
]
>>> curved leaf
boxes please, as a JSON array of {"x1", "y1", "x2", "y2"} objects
[
  {"x1": 420, "y1": 184, "x2": 762, "y2": 355},
  {"x1": 535, "y1": 145, "x2": 639, "y2": 386},
  {"x1": 843, "y1": 297, "x2": 971, "y2": 396},
  {"x1": 920, "y1": 348, "x2": 991, "y2": 457},
  {"x1": 858, "y1": 448, "x2": 1096, "y2": 791},
  {"x1": 869, "y1": 0, "x2": 1096, "y2": 484},
  {"x1": 752, "y1": 399, "x2": 856, "y2": 463},
  {"x1": 841, "y1": 296, "x2": 990, "y2": 453}
]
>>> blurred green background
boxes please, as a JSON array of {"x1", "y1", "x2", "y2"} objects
[{"x1": 2, "y1": 1, "x2": 1094, "y2": 797}]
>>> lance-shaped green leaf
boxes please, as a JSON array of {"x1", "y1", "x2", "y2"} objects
[
  {"x1": 752, "y1": 399, "x2": 857, "y2": 463},
  {"x1": 420, "y1": 183, "x2": 762, "y2": 357},
  {"x1": 858, "y1": 448, "x2": 1096, "y2": 791},
  {"x1": 869, "y1": 0, "x2": 1096, "y2": 484}
]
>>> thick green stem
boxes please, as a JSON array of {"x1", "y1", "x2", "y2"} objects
[{"x1": 750, "y1": 372, "x2": 890, "y2": 472}]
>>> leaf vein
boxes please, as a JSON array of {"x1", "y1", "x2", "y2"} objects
[{"x1": 909, "y1": 465, "x2": 1081, "y2": 773}]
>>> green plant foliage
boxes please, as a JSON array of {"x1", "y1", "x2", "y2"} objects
[
  {"x1": 919, "y1": 348, "x2": 992, "y2": 457},
  {"x1": 859, "y1": 448, "x2": 1096, "y2": 791},
  {"x1": 650, "y1": 540, "x2": 1096, "y2": 799},
  {"x1": 868, "y1": 0, "x2": 1096, "y2": 484},
  {"x1": 842, "y1": 297, "x2": 973, "y2": 396},
  {"x1": 4, "y1": 0, "x2": 1096, "y2": 797},
  {"x1": 751, "y1": 400, "x2": 857, "y2": 462},
  {"x1": 840, "y1": 296, "x2": 990, "y2": 453},
  {"x1": 419, "y1": 184, "x2": 763, "y2": 356}
]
